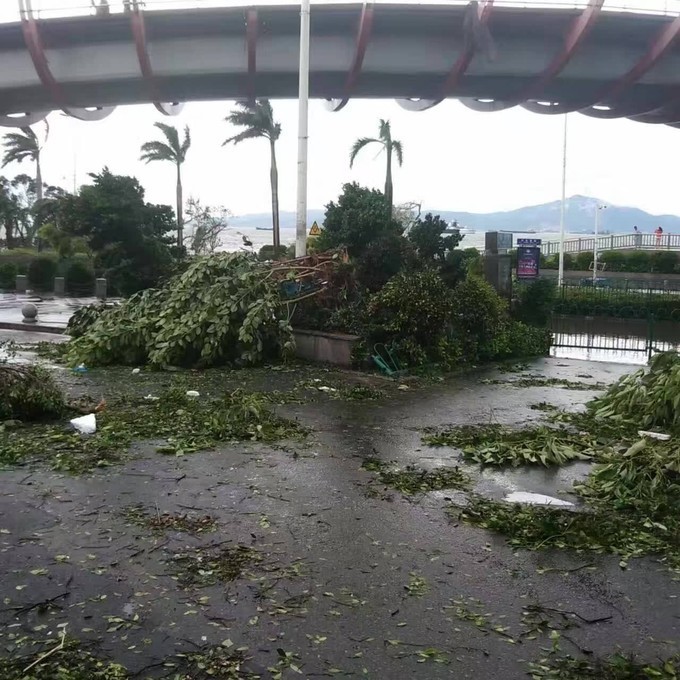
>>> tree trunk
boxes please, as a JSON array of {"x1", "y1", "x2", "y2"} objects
[
  {"x1": 35, "y1": 154, "x2": 43, "y2": 203},
  {"x1": 4, "y1": 218, "x2": 14, "y2": 250},
  {"x1": 384, "y1": 145, "x2": 393, "y2": 215},
  {"x1": 176, "y1": 163, "x2": 183, "y2": 250},
  {"x1": 270, "y1": 138, "x2": 281, "y2": 250}
]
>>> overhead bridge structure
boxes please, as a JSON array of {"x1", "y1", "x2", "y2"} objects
[{"x1": 2, "y1": 0, "x2": 680, "y2": 127}]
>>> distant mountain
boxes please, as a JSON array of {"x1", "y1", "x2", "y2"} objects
[
  {"x1": 229, "y1": 196, "x2": 680, "y2": 234},
  {"x1": 426, "y1": 195, "x2": 680, "y2": 234}
]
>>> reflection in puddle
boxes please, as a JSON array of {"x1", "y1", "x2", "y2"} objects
[{"x1": 551, "y1": 316, "x2": 680, "y2": 365}]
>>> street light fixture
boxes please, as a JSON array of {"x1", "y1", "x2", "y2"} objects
[{"x1": 593, "y1": 204, "x2": 607, "y2": 284}]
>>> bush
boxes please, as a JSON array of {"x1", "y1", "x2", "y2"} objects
[
  {"x1": 441, "y1": 248, "x2": 482, "y2": 288},
  {"x1": 0, "y1": 247, "x2": 40, "y2": 274},
  {"x1": 65, "y1": 258, "x2": 96, "y2": 295},
  {"x1": 317, "y1": 183, "x2": 403, "y2": 257},
  {"x1": 574, "y1": 251, "x2": 593, "y2": 271},
  {"x1": 650, "y1": 251, "x2": 679, "y2": 274},
  {"x1": 449, "y1": 276, "x2": 508, "y2": 362},
  {"x1": 493, "y1": 321, "x2": 553, "y2": 360},
  {"x1": 258, "y1": 244, "x2": 294, "y2": 261},
  {"x1": 0, "y1": 365, "x2": 65, "y2": 421},
  {"x1": 27, "y1": 255, "x2": 58, "y2": 291},
  {"x1": 0, "y1": 262, "x2": 17, "y2": 290},
  {"x1": 356, "y1": 233, "x2": 415, "y2": 291},
  {"x1": 67, "y1": 252, "x2": 294, "y2": 369},
  {"x1": 66, "y1": 302, "x2": 114, "y2": 338},
  {"x1": 514, "y1": 279, "x2": 556, "y2": 327}
]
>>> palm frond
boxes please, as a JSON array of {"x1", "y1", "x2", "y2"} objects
[
  {"x1": 179, "y1": 125, "x2": 191, "y2": 160},
  {"x1": 2, "y1": 129, "x2": 39, "y2": 167},
  {"x1": 378, "y1": 119, "x2": 392, "y2": 144},
  {"x1": 223, "y1": 99, "x2": 280, "y2": 144},
  {"x1": 139, "y1": 140, "x2": 175, "y2": 163},
  {"x1": 222, "y1": 129, "x2": 264, "y2": 146},
  {"x1": 392, "y1": 140, "x2": 404, "y2": 166},
  {"x1": 154, "y1": 122, "x2": 180, "y2": 153},
  {"x1": 349, "y1": 137, "x2": 380, "y2": 167}
]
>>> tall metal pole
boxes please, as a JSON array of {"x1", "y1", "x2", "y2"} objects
[
  {"x1": 593, "y1": 206, "x2": 599, "y2": 284},
  {"x1": 295, "y1": 0, "x2": 311, "y2": 258},
  {"x1": 557, "y1": 114, "x2": 568, "y2": 286}
]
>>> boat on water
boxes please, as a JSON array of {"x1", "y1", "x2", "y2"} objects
[
  {"x1": 444, "y1": 224, "x2": 476, "y2": 235},
  {"x1": 256, "y1": 227, "x2": 273, "y2": 231}
]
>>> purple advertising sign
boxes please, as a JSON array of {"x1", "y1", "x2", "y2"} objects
[{"x1": 516, "y1": 239, "x2": 542, "y2": 280}]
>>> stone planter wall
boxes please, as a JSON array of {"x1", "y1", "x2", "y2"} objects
[{"x1": 291, "y1": 329, "x2": 360, "y2": 367}]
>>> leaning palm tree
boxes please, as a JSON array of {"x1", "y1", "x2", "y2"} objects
[
  {"x1": 349, "y1": 119, "x2": 403, "y2": 212},
  {"x1": 140, "y1": 122, "x2": 191, "y2": 248},
  {"x1": 2, "y1": 124, "x2": 48, "y2": 203},
  {"x1": 224, "y1": 100, "x2": 281, "y2": 249}
]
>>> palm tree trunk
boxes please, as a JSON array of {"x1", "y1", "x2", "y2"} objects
[
  {"x1": 384, "y1": 144, "x2": 393, "y2": 214},
  {"x1": 176, "y1": 162, "x2": 183, "y2": 249},
  {"x1": 4, "y1": 218, "x2": 14, "y2": 250},
  {"x1": 35, "y1": 153, "x2": 43, "y2": 250},
  {"x1": 269, "y1": 138, "x2": 281, "y2": 250},
  {"x1": 35, "y1": 153, "x2": 43, "y2": 203}
]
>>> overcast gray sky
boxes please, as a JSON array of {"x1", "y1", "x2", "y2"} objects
[
  {"x1": 17, "y1": 99, "x2": 679, "y2": 218},
  {"x1": 3, "y1": 0, "x2": 680, "y2": 217}
]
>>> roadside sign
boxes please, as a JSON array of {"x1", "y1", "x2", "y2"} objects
[{"x1": 308, "y1": 221, "x2": 321, "y2": 237}]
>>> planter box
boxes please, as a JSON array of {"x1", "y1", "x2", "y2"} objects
[{"x1": 292, "y1": 328, "x2": 360, "y2": 367}]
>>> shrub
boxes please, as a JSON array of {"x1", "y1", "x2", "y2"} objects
[
  {"x1": 441, "y1": 248, "x2": 482, "y2": 288},
  {"x1": 514, "y1": 278, "x2": 556, "y2": 327},
  {"x1": 0, "y1": 365, "x2": 65, "y2": 421},
  {"x1": 66, "y1": 302, "x2": 114, "y2": 338},
  {"x1": 650, "y1": 251, "x2": 679, "y2": 274},
  {"x1": 27, "y1": 255, "x2": 58, "y2": 291},
  {"x1": 67, "y1": 252, "x2": 294, "y2": 368},
  {"x1": 65, "y1": 258, "x2": 96, "y2": 295},
  {"x1": 493, "y1": 321, "x2": 552, "y2": 359},
  {"x1": 317, "y1": 183, "x2": 403, "y2": 257},
  {"x1": 356, "y1": 233, "x2": 415, "y2": 291},
  {"x1": 0, "y1": 247, "x2": 40, "y2": 274},
  {"x1": 449, "y1": 276, "x2": 508, "y2": 362},
  {"x1": 599, "y1": 250, "x2": 627, "y2": 272},
  {"x1": 258, "y1": 244, "x2": 293, "y2": 261},
  {"x1": 574, "y1": 251, "x2": 593, "y2": 271},
  {"x1": 0, "y1": 262, "x2": 17, "y2": 290},
  {"x1": 625, "y1": 250, "x2": 653, "y2": 273}
]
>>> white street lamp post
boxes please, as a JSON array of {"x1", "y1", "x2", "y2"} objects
[
  {"x1": 295, "y1": 0, "x2": 311, "y2": 258},
  {"x1": 558, "y1": 114, "x2": 568, "y2": 287},
  {"x1": 593, "y1": 204, "x2": 607, "y2": 284}
]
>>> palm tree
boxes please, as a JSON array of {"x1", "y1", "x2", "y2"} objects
[
  {"x1": 2, "y1": 124, "x2": 47, "y2": 203},
  {"x1": 350, "y1": 119, "x2": 403, "y2": 212},
  {"x1": 224, "y1": 100, "x2": 281, "y2": 248},
  {"x1": 140, "y1": 123, "x2": 191, "y2": 248}
]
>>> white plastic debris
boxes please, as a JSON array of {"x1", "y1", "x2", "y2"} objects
[
  {"x1": 144, "y1": 394, "x2": 159, "y2": 402},
  {"x1": 318, "y1": 386, "x2": 336, "y2": 392},
  {"x1": 397, "y1": 384, "x2": 410, "y2": 391},
  {"x1": 504, "y1": 492, "x2": 574, "y2": 508},
  {"x1": 70, "y1": 413, "x2": 97, "y2": 435},
  {"x1": 186, "y1": 390, "x2": 200, "y2": 398},
  {"x1": 638, "y1": 430, "x2": 671, "y2": 441},
  {"x1": 131, "y1": 368, "x2": 141, "y2": 375}
]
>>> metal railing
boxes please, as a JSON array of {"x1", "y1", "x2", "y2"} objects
[
  {"x1": 541, "y1": 233, "x2": 680, "y2": 256},
  {"x1": 1, "y1": 0, "x2": 679, "y2": 23}
]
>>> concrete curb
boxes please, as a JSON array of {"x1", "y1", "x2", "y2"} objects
[{"x1": 0, "y1": 322, "x2": 66, "y2": 335}]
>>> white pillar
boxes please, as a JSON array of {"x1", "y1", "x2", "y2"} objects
[{"x1": 295, "y1": 0, "x2": 311, "y2": 258}]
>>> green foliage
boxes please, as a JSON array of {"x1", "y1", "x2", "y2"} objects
[
  {"x1": 0, "y1": 364, "x2": 65, "y2": 421},
  {"x1": 425, "y1": 425, "x2": 595, "y2": 467},
  {"x1": 0, "y1": 246, "x2": 38, "y2": 272},
  {"x1": 589, "y1": 352, "x2": 680, "y2": 432},
  {"x1": 362, "y1": 458, "x2": 471, "y2": 495},
  {"x1": 0, "y1": 383, "x2": 306, "y2": 471},
  {"x1": 529, "y1": 651, "x2": 679, "y2": 679},
  {"x1": 0, "y1": 637, "x2": 128, "y2": 680},
  {"x1": 408, "y1": 213, "x2": 462, "y2": 263},
  {"x1": 366, "y1": 269, "x2": 454, "y2": 364},
  {"x1": 546, "y1": 249, "x2": 680, "y2": 274},
  {"x1": 441, "y1": 247, "x2": 481, "y2": 288},
  {"x1": 27, "y1": 253, "x2": 57, "y2": 290},
  {"x1": 492, "y1": 322, "x2": 553, "y2": 360},
  {"x1": 317, "y1": 183, "x2": 403, "y2": 257},
  {"x1": 67, "y1": 252, "x2": 293, "y2": 369},
  {"x1": 65, "y1": 257, "x2": 95, "y2": 295},
  {"x1": 66, "y1": 302, "x2": 113, "y2": 339},
  {"x1": 514, "y1": 279, "x2": 557, "y2": 326},
  {"x1": 0, "y1": 261, "x2": 17, "y2": 289},
  {"x1": 449, "y1": 276, "x2": 508, "y2": 362},
  {"x1": 355, "y1": 233, "x2": 415, "y2": 291},
  {"x1": 258, "y1": 244, "x2": 294, "y2": 261},
  {"x1": 52, "y1": 168, "x2": 176, "y2": 295}
]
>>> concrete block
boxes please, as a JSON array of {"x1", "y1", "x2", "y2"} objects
[
  {"x1": 291, "y1": 329, "x2": 359, "y2": 367},
  {"x1": 54, "y1": 276, "x2": 65, "y2": 295},
  {"x1": 15, "y1": 274, "x2": 27, "y2": 293}
]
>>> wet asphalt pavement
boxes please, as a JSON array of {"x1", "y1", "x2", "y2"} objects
[{"x1": 0, "y1": 355, "x2": 678, "y2": 678}]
